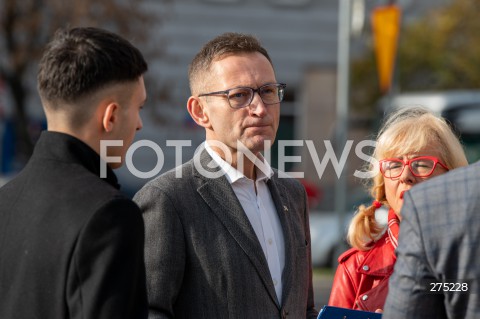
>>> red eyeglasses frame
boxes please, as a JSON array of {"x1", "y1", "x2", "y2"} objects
[{"x1": 379, "y1": 156, "x2": 449, "y2": 179}]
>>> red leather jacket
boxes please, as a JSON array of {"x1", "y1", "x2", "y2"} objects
[{"x1": 328, "y1": 231, "x2": 396, "y2": 311}]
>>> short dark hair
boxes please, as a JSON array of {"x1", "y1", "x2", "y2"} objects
[
  {"x1": 37, "y1": 27, "x2": 148, "y2": 105},
  {"x1": 188, "y1": 32, "x2": 272, "y2": 94}
]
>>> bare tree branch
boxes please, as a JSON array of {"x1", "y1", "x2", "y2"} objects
[{"x1": 0, "y1": 0, "x2": 172, "y2": 170}]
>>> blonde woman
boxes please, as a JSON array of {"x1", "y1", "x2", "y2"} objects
[{"x1": 328, "y1": 107, "x2": 468, "y2": 312}]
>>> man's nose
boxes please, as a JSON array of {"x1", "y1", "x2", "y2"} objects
[{"x1": 248, "y1": 93, "x2": 268, "y2": 116}]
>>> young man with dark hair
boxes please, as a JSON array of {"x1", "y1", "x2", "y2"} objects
[{"x1": 0, "y1": 27, "x2": 149, "y2": 318}]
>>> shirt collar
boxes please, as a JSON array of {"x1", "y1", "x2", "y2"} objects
[{"x1": 204, "y1": 141, "x2": 274, "y2": 184}]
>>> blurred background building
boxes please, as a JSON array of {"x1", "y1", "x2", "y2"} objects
[
  {"x1": 1, "y1": 0, "x2": 478, "y2": 208},
  {"x1": 3, "y1": 0, "x2": 480, "y2": 307}
]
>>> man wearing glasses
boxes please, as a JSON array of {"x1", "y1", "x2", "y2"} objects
[{"x1": 134, "y1": 32, "x2": 318, "y2": 319}]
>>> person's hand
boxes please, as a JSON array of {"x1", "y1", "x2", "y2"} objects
[{"x1": 375, "y1": 309, "x2": 383, "y2": 313}]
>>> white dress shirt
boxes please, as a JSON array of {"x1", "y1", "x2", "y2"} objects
[{"x1": 205, "y1": 143, "x2": 285, "y2": 303}]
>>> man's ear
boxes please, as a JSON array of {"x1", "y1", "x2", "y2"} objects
[
  {"x1": 187, "y1": 96, "x2": 211, "y2": 129},
  {"x1": 102, "y1": 103, "x2": 118, "y2": 133}
]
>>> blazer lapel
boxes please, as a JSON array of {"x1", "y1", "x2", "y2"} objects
[
  {"x1": 193, "y1": 150, "x2": 279, "y2": 306},
  {"x1": 267, "y1": 177, "x2": 295, "y2": 306}
]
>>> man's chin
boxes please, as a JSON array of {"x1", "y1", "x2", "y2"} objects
[{"x1": 242, "y1": 137, "x2": 274, "y2": 154}]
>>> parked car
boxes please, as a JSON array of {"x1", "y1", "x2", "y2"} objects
[
  {"x1": 379, "y1": 90, "x2": 480, "y2": 163},
  {"x1": 309, "y1": 199, "x2": 388, "y2": 267}
]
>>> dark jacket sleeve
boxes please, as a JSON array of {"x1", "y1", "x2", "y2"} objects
[
  {"x1": 134, "y1": 185, "x2": 185, "y2": 319},
  {"x1": 66, "y1": 198, "x2": 148, "y2": 319},
  {"x1": 383, "y1": 193, "x2": 445, "y2": 319},
  {"x1": 302, "y1": 188, "x2": 319, "y2": 319}
]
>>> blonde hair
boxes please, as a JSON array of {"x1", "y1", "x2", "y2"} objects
[{"x1": 347, "y1": 107, "x2": 468, "y2": 250}]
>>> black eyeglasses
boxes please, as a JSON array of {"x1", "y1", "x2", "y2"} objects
[
  {"x1": 198, "y1": 83, "x2": 286, "y2": 109},
  {"x1": 379, "y1": 156, "x2": 449, "y2": 179}
]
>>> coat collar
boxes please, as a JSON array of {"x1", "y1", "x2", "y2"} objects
[
  {"x1": 192, "y1": 149, "x2": 294, "y2": 307},
  {"x1": 32, "y1": 131, "x2": 120, "y2": 189},
  {"x1": 266, "y1": 177, "x2": 295, "y2": 306},
  {"x1": 356, "y1": 232, "x2": 396, "y2": 276}
]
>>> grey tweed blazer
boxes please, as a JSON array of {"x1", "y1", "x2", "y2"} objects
[
  {"x1": 383, "y1": 161, "x2": 480, "y2": 319},
  {"x1": 134, "y1": 150, "x2": 318, "y2": 319}
]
